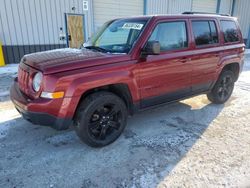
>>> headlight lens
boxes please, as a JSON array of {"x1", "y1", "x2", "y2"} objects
[{"x1": 32, "y1": 72, "x2": 43, "y2": 92}]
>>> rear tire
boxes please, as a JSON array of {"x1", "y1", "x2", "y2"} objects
[
  {"x1": 74, "y1": 91, "x2": 127, "y2": 147},
  {"x1": 207, "y1": 70, "x2": 235, "y2": 104}
]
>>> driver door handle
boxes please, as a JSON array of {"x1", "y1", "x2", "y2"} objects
[{"x1": 180, "y1": 57, "x2": 191, "y2": 63}]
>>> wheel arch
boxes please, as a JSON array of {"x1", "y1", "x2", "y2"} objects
[
  {"x1": 220, "y1": 62, "x2": 240, "y2": 82},
  {"x1": 74, "y1": 83, "x2": 135, "y2": 118}
]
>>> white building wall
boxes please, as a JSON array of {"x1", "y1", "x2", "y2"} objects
[
  {"x1": 146, "y1": 0, "x2": 169, "y2": 14},
  {"x1": 146, "y1": 0, "x2": 192, "y2": 15},
  {"x1": 0, "y1": 0, "x2": 94, "y2": 64},
  {"x1": 93, "y1": 0, "x2": 143, "y2": 31},
  {"x1": 233, "y1": 0, "x2": 250, "y2": 38},
  {"x1": 146, "y1": 0, "x2": 217, "y2": 15},
  {"x1": 219, "y1": 0, "x2": 233, "y2": 15},
  {"x1": 0, "y1": 0, "x2": 93, "y2": 46},
  {"x1": 191, "y1": 0, "x2": 217, "y2": 13},
  {"x1": 168, "y1": 0, "x2": 192, "y2": 14}
]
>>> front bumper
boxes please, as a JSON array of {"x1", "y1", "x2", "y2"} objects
[{"x1": 10, "y1": 80, "x2": 72, "y2": 130}]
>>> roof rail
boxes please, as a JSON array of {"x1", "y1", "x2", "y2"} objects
[{"x1": 182, "y1": 11, "x2": 230, "y2": 16}]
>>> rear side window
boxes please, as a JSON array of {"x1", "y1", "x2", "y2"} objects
[
  {"x1": 192, "y1": 21, "x2": 219, "y2": 46},
  {"x1": 220, "y1": 20, "x2": 240, "y2": 43},
  {"x1": 148, "y1": 21, "x2": 188, "y2": 51}
]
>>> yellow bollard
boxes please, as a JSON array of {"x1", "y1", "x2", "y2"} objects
[{"x1": 0, "y1": 41, "x2": 5, "y2": 66}]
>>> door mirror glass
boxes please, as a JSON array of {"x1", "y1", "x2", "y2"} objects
[{"x1": 142, "y1": 41, "x2": 160, "y2": 56}]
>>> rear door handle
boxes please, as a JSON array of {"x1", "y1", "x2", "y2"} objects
[{"x1": 215, "y1": 52, "x2": 220, "y2": 57}]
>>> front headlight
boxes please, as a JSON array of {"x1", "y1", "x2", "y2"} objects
[{"x1": 32, "y1": 72, "x2": 43, "y2": 92}]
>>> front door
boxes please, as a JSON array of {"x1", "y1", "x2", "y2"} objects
[
  {"x1": 139, "y1": 20, "x2": 193, "y2": 108},
  {"x1": 66, "y1": 14, "x2": 85, "y2": 48}
]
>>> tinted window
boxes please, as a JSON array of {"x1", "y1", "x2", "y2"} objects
[
  {"x1": 220, "y1": 20, "x2": 240, "y2": 43},
  {"x1": 192, "y1": 21, "x2": 219, "y2": 46},
  {"x1": 148, "y1": 21, "x2": 188, "y2": 51}
]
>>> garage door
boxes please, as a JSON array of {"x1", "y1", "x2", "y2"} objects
[
  {"x1": 93, "y1": 0, "x2": 143, "y2": 31},
  {"x1": 192, "y1": 0, "x2": 217, "y2": 13}
]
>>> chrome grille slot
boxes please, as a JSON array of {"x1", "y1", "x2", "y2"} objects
[{"x1": 18, "y1": 67, "x2": 29, "y2": 95}]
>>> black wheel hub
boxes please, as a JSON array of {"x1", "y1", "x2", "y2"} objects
[
  {"x1": 218, "y1": 75, "x2": 233, "y2": 100},
  {"x1": 89, "y1": 104, "x2": 121, "y2": 140}
]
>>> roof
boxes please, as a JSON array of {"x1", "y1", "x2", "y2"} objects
[{"x1": 115, "y1": 13, "x2": 235, "y2": 21}]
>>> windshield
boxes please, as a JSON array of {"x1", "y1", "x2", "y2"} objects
[{"x1": 83, "y1": 19, "x2": 148, "y2": 54}]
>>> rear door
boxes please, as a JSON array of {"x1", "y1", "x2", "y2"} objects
[
  {"x1": 190, "y1": 18, "x2": 221, "y2": 93},
  {"x1": 139, "y1": 19, "x2": 193, "y2": 108},
  {"x1": 220, "y1": 19, "x2": 244, "y2": 63}
]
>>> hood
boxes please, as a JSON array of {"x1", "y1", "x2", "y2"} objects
[{"x1": 22, "y1": 48, "x2": 130, "y2": 74}]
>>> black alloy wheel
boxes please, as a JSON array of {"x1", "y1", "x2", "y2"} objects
[
  {"x1": 74, "y1": 91, "x2": 127, "y2": 147},
  {"x1": 207, "y1": 70, "x2": 235, "y2": 104},
  {"x1": 217, "y1": 74, "x2": 234, "y2": 101}
]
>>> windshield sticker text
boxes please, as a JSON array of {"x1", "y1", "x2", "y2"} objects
[{"x1": 122, "y1": 23, "x2": 144, "y2": 30}]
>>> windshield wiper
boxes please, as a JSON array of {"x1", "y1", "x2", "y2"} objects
[{"x1": 85, "y1": 46, "x2": 109, "y2": 53}]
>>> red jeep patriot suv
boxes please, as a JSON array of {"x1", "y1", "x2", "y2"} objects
[{"x1": 10, "y1": 13, "x2": 245, "y2": 147}]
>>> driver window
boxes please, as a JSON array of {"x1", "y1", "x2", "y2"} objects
[{"x1": 148, "y1": 21, "x2": 188, "y2": 51}]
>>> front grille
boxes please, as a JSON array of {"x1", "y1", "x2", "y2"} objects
[{"x1": 18, "y1": 66, "x2": 30, "y2": 95}]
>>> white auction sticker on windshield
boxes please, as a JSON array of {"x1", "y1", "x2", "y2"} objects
[{"x1": 122, "y1": 23, "x2": 143, "y2": 30}]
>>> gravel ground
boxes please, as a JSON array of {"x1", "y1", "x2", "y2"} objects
[{"x1": 0, "y1": 56, "x2": 250, "y2": 188}]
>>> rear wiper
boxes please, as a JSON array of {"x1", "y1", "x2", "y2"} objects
[{"x1": 85, "y1": 46, "x2": 108, "y2": 53}]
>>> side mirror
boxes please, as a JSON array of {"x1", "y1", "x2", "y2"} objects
[{"x1": 141, "y1": 41, "x2": 160, "y2": 56}]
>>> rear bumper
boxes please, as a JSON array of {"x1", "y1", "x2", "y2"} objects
[{"x1": 10, "y1": 80, "x2": 72, "y2": 130}]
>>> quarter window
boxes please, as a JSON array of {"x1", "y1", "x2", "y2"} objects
[
  {"x1": 192, "y1": 21, "x2": 219, "y2": 46},
  {"x1": 220, "y1": 20, "x2": 240, "y2": 43},
  {"x1": 148, "y1": 21, "x2": 188, "y2": 51}
]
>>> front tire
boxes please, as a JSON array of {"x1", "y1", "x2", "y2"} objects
[
  {"x1": 74, "y1": 91, "x2": 128, "y2": 147},
  {"x1": 207, "y1": 70, "x2": 235, "y2": 104}
]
